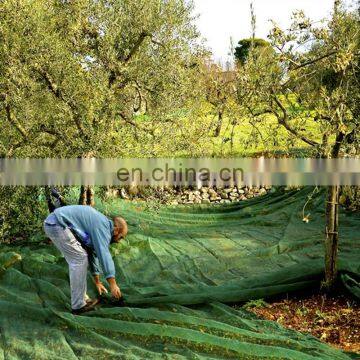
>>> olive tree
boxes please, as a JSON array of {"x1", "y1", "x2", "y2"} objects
[
  {"x1": 0, "y1": 0, "x2": 205, "y2": 158},
  {"x1": 235, "y1": 0, "x2": 359, "y2": 289},
  {"x1": 0, "y1": 0, "x2": 207, "y2": 223}
]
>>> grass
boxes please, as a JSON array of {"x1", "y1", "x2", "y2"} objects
[
  {"x1": 243, "y1": 299, "x2": 269, "y2": 309},
  {"x1": 131, "y1": 96, "x2": 331, "y2": 158},
  {"x1": 209, "y1": 112, "x2": 324, "y2": 157}
]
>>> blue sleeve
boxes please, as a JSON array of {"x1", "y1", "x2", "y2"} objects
[
  {"x1": 88, "y1": 250, "x2": 101, "y2": 276},
  {"x1": 90, "y1": 227, "x2": 115, "y2": 279}
]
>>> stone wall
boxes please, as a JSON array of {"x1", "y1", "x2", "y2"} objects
[{"x1": 106, "y1": 185, "x2": 271, "y2": 205}]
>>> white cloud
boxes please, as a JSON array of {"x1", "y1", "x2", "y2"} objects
[{"x1": 193, "y1": 0, "x2": 335, "y2": 64}]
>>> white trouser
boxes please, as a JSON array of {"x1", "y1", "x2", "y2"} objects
[{"x1": 44, "y1": 220, "x2": 88, "y2": 310}]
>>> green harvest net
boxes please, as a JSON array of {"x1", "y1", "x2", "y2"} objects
[{"x1": 0, "y1": 187, "x2": 359, "y2": 359}]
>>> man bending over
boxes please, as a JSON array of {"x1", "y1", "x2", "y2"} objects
[{"x1": 43, "y1": 205, "x2": 128, "y2": 315}]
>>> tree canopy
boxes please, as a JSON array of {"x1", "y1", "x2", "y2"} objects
[
  {"x1": 234, "y1": 38, "x2": 274, "y2": 65},
  {"x1": 0, "y1": 0, "x2": 207, "y2": 158}
]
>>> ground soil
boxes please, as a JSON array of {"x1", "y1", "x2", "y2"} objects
[{"x1": 244, "y1": 293, "x2": 359, "y2": 354}]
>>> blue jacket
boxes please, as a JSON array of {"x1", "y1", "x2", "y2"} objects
[{"x1": 53, "y1": 205, "x2": 115, "y2": 279}]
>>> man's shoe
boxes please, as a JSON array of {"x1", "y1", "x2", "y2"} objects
[
  {"x1": 86, "y1": 297, "x2": 96, "y2": 305},
  {"x1": 72, "y1": 298, "x2": 99, "y2": 315}
]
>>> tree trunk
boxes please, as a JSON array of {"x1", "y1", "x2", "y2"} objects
[
  {"x1": 324, "y1": 185, "x2": 339, "y2": 290},
  {"x1": 86, "y1": 186, "x2": 95, "y2": 207},
  {"x1": 79, "y1": 185, "x2": 87, "y2": 205},
  {"x1": 323, "y1": 131, "x2": 345, "y2": 290},
  {"x1": 214, "y1": 109, "x2": 223, "y2": 137},
  {"x1": 79, "y1": 185, "x2": 95, "y2": 206},
  {"x1": 44, "y1": 186, "x2": 55, "y2": 212},
  {"x1": 230, "y1": 122, "x2": 236, "y2": 152}
]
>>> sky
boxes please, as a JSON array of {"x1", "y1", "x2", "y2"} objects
[{"x1": 193, "y1": 0, "x2": 336, "y2": 65}]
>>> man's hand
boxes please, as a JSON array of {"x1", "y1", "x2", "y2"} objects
[
  {"x1": 95, "y1": 282, "x2": 108, "y2": 295},
  {"x1": 107, "y1": 277, "x2": 122, "y2": 299},
  {"x1": 110, "y1": 283, "x2": 122, "y2": 299},
  {"x1": 93, "y1": 275, "x2": 108, "y2": 295}
]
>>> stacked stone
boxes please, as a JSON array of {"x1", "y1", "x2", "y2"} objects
[
  {"x1": 170, "y1": 186, "x2": 269, "y2": 205},
  {"x1": 109, "y1": 185, "x2": 271, "y2": 205}
]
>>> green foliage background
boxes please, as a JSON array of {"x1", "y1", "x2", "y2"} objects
[{"x1": 0, "y1": 0, "x2": 359, "y2": 243}]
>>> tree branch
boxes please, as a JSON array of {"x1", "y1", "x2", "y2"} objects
[
  {"x1": 4, "y1": 103, "x2": 27, "y2": 139},
  {"x1": 331, "y1": 131, "x2": 345, "y2": 158},
  {"x1": 108, "y1": 32, "x2": 152, "y2": 88},
  {"x1": 4, "y1": 128, "x2": 62, "y2": 157},
  {"x1": 38, "y1": 69, "x2": 62, "y2": 99},
  {"x1": 35, "y1": 67, "x2": 87, "y2": 139},
  {"x1": 248, "y1": 107, "x2": 273, "y2": 117},
  {"x1": 271, "y1": 91, "x2": 319, "y2": 147},
  {"x1": 123, "y1": 31, "x2": 151, "y2": 63},
  {"x1": 151, "y1": 38, "x2": 165, "y2": 48},
  {"x1": 117, "y1": 112, "x2": 154, "y2": 136},
  {"x1": 292, "y1": 51, "x2": 337, "y2": 70}
]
